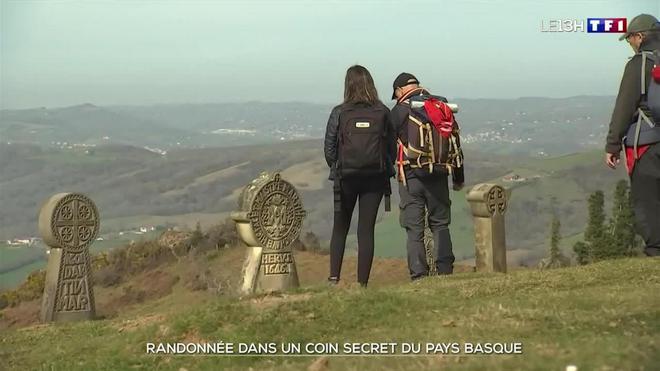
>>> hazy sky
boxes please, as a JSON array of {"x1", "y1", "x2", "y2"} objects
[{"x1": 1, "y1": 0, "x2": 658, "y2": 109}]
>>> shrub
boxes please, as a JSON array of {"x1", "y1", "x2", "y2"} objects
[
  {"x1": 0, "y1": 269, "x2": 46, "y2": 308},
  {"x1": 121, "y1": 285, "x2": 146, "y2": 304},
  {"x1": 204, "y1": 218, "x2": 239, "y2": 250},
  {"x1": 301, "y1": 231, "x2": 321, "y2": 251},
  {"x1": 95, "y1": 268, "x2": 121, "y2": 287},
  {"x1": 0, "y1": 293, "x2": 8, "y2": 310}
]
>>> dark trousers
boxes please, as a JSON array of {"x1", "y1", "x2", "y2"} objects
[
  {"x1": 630, "y1": 143, "x2": 660, "y2": 256},
  {"x1": 399, "y1": 175, "x2": 455, "y2": 279},
  {"x1": 329, "y1": 176, "x2": 387, "y2": 284}
]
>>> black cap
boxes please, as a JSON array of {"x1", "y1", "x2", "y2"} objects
[{"x1": 392, "y1": 72, "x2": 419, "y2": 99}]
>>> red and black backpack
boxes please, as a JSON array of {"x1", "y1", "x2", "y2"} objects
[{"x1": 396, "y1": 88, "x2": 464, "y2": 185}]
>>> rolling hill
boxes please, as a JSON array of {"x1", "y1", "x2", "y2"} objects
[
  {"x1": 1, "y1": 96, "x2": 613, "y2": 155},
  {"x1": 0, "y1": 139, "x2": 627, "y2": 290},
  {"x1": 0, "y1": 96, "x2": 628, "y2": 289}
]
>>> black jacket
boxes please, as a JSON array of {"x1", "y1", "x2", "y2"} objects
[
  {"x1": 606, "y1": 37, "x2": 660, "y2": 154},
  {"x1": 391, "y1": 89, "x2": 465, "y2": 185},
  {"x1": 324, "y1": 101, "x2": 396, "y2": 180}
]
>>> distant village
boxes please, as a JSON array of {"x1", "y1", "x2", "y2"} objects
[
  {"x1": 3, "y1": 140, "x2": 170, "y2": 158},
  {"x1": 5, "y1": 237, "x2": 42, "y2": 247},
  {"x1": 501, "y1": 173, "x2": 542, "y2": 183},
  {"x1": 4, "y1": 225, "x2": 166, "y2": 249},
  {"x1": 4, "y1": 110, "x2": 606, "y2": 157},
  {"x1": 49, "y1": 140, "x2": 168, "y2": 156}
]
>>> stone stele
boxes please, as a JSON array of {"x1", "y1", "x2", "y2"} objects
[
  {"x1": 231, "y1": 172, "x2": 306, "y2": 295},
  {"x1": 38, "y1": 193, "x2": 99, "y2": 322},
  {"x1": 465, "y1": 183, "x2": 510, "y2": 273}
]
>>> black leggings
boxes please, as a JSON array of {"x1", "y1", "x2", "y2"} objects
[{"x1": 329, "y1": 176, "x2": 387, "y2": 285}]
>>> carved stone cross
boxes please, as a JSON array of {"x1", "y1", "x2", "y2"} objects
[{"x1": 38, "y1": 193, "x2": 99, "y2": 322}]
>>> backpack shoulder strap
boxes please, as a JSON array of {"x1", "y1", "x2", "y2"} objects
[
  {"x1": 640, "y1": 51, "x2": 656, "y2": 96},
  {"x1": 397, "y1": 87, "x2": 428, "y2": 104}
]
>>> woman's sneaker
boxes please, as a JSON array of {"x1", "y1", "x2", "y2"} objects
[{"x1": 327, "y1": 276, "x2": 339, "y2": 286}]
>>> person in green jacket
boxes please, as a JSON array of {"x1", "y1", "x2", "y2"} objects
[{"x1": 605, "y1": 14, "x2": 660, "y2": 257}]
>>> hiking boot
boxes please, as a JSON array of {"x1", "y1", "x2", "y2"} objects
[
  {"x1": 410, "y1": 274, "x2": 428, "y2": 283},
  {"x1": 644, "y1": 246, "x2": 660, "y2": 256},
  {"x1": 436, "y1": 264, "x2": 453, "y2": 275}
]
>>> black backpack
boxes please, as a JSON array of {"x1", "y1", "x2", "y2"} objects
[{"x1": 336, "y1": 104, "x2": 390, "y2": 178}]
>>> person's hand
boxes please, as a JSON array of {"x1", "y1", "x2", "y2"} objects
[
  {"x1": 605, "y1": 152, "x2": 620, "y2": 169},
  {"x1": 452, "y1": 183, "x2": 464, "y2": 191}
]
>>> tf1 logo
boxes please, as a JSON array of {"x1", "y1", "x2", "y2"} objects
[
  {"x1": 587, "y1": 18, "x2": 627, "y2": 33},
  {"x1": 540, "y1": 18, "x2": 627, "y2": 33}
]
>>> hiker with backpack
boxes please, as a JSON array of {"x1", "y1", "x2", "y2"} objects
[
  {"x1": 324, "y1": 65, "x2": 397, "y2": 287},
  {"x1": 605, "y1": 14, "x2": 660, "y2": 257},
  {"x1": 390, "y1": 73, "x2": 465, "y2": 279}
]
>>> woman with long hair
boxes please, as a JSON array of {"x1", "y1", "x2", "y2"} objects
[{"x1": 323, "y1": 65, "x2": 396, "y2": 287}]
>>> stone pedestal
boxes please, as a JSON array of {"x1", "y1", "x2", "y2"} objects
[
  {"x1": 38, "y1": 193, "x2": 99, "y2": 322},
  {"x1": 466, "y1": 184, "x2": 510, "y2": 273},
  {"x1": 231, "y1": 172, "x2": 305, "y2": 295}
]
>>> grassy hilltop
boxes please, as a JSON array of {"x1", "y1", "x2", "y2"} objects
[{"x1": 1, "y1": 250, "x2": 658, "y2": 371}]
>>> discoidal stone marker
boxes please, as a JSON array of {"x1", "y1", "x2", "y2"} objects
[
  {"x1": 38, "y1": 193, "x2": 99, "y2": 322},
  {"x1": 231, "y1": 172, "x2": 306, "y2": 294},
  {"x1": 466, "y1": 183, "x2": 510, "y2": 273}
]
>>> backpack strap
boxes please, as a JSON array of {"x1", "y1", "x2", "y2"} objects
[
  {"x1": 397, "y1": 87, "x2": 429, "y2": 104},
  {"x1": 384, "y1": 181, "x2": 391, "y2": 212},
  {"x1": 641, "y1": 51, "x2": 653, "y2": 96},
  {"x1": 333, "y1": 107, "x2": 345, "y2": 213},
  {"x1": 396, "y1": 139, "x2": 409, "y2": 186}
]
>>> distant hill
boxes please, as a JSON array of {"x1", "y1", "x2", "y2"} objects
[
  {"x1": 0, "y1": 136, "x2": 627, "y2": 291},
  {"x1": 1, "y1": 96, "x2": 614, "y2": 156},
  {"x1": 0, "y1": 96, "x2": 626, "y2": 287},
  {"x1": 0, "y1": 102, "x2": 332, "y2": 150},
  {"x1": 455, "y1": 95, "x2": 614, "y2": 155},
  {"x1": 0, "y1": 103, "x2": 194, "y2": 148},
  {"x1": 0, "y1": 140, "x2": 518, "y2": 242}
]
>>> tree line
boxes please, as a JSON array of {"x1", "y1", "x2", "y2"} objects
[
  {"x1": 572, "y1": 179, "x2": 640, "y2": 263},
  {"x1": 541, "y1": 179, "x2": 640, "y2": 268}
]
